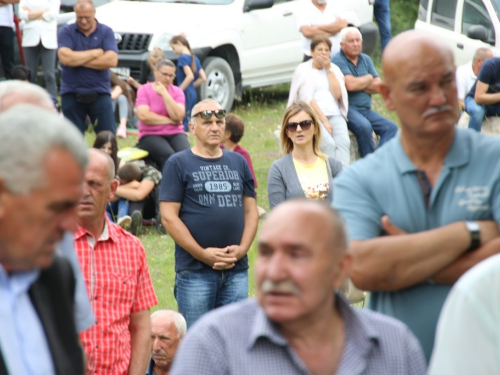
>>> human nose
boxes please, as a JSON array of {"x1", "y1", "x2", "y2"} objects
[
  {"x1": 265, "y1": 252, "x2": 287, "y2": 281},
  {"x1": 152, "y1": 337, "x2": 161, "y2": 351},
  {"x1": 429, "y1": 84, "x2": 446, "y2": 106}
]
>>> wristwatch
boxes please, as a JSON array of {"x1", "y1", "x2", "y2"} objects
[{"x1": 464, "y1": 221, "x2": 481, "y2": 252}]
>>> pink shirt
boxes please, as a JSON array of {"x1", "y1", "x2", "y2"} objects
[{"x1": 136, "y1": 82, "x2": 185, "y2": 139}]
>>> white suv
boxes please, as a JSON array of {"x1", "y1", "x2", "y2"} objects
[
  {"x1": 96, "y1": 0, "x2": 377, "y2": 110},
  {"x1": 415, "y1": 0, "x2": 500, "y2": 66}
]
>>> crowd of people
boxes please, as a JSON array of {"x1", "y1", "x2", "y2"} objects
[{"x1": 2, "y1": 0, "x2": 500, "y2": 374}]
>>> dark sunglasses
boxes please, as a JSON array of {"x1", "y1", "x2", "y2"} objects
[
  {"x1": 193, "y1": 109, "x2": 226, "y2": 120},
  {"x1": 285, "y1": 120, "x2": 313, "y2": 132}
]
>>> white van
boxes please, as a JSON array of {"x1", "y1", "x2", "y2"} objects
[
  {"x1": 96, "y1": 0, "x2": 378, "y2": 110},
  {"x1": 415, "y1": 0, "x2": 500, "y2": 66}
]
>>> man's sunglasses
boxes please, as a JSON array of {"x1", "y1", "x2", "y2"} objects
[
  {"x1": 193, "y1": 109, "x2": 226, "y2": 120},
  {"x1": 285, "y1": 120, "x2": 313, "y2": 132}
]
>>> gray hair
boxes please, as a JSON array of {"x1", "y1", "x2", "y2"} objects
[
  {"x1": 74, "y1": 0, "x2": 95, "y2": 10},
  {"x1": 155, "y1": 59, "x2": 176, "y2": 71},
  {"x1": 0, "y1": 81, "x2": 54, "y2": 112},
  {"x1": 151, "y1": 310, "x2": 187, "y2": 338},
  {"x1": 0, "y1": 105, "x2": 88, "y2": 195},
  {"x1": 190, "y1": 98, "x2": 222, "y2": 123},
  {"x1": 340, "y1": 27, "x2": 362, "y2": 43},
  {"x1": 473, "y1": 47, "x2": 493, "y2": 63}
]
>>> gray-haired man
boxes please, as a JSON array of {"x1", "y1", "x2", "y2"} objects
[{"x1": 0, "y1": 105, "x2": 88, "y2": 374}]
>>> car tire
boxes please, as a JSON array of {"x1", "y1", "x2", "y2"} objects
[{"x1": 200, "y1": 56, "x2": 235, "y2": 111}]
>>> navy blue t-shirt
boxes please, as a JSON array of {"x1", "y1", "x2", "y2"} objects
[
  {"x1": 332, "y1": 50, "x2": 378, "y2": 111},
  {"x1": 58, "y1": 21, "x2": 118, "y2": 95},
  {"x1": 160, "y1": 149, "x2": 255, "y2": 272},
  {"x1": 467, "y1": 57, "x2": 500, "y2": 115}
]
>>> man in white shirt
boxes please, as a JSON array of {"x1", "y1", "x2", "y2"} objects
[
  {"x1": 297, "y1": 0, "x2": 347, "y2": 61},
  {"x1": 456, "y1": 47, "x2": 493, "y2": 111},
  {"x1": 0, "y1": 1, "x2": 18, "y2": 79}
]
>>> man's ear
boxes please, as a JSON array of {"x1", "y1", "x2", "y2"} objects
[
  {"x1": 189, "y1": 121, "x2": 195, "y2": 133},
  {"x1": 0, "y1": 179, "x2": 8, "y2": 220},
  {"x1": 332, "y1": 252, "x2": 353, "y2": 291},
  {"x1": 379, "y1": 82, "x2": 396, "y2": 111},
  {"x1": 108, "y1": 178, "x2": 119, "y2": 201}
]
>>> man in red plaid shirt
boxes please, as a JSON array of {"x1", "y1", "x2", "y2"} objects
[{"x1": 75, "y1": 149, "x2": 158, "y2": 375}]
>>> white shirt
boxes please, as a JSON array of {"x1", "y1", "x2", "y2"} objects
[
  {"x1": 456, "y1": 61, "x2": 477, "y2": 101},
  {"x1": 296, "y1": 0, "x2": 342, "y2": 57},
  {"x1": 312, "y1": 68, "x2": 340, "y2": 116},
  {"x1": 18, "y1": 0, "x2": 60, "y2": 49},
  {"x1": 0, "y1": 4, "x2": 14, "y2": 29},
  {"x1": 428, "y1": 253, "x2": 500, "y2": 375}
]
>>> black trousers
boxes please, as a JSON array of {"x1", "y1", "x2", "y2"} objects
[
  {"x1": 0, "y1": 26, "x2": 14, "y2": 79},
  {"x1": 138, "y1": 133, "x2": 190, "y2": 172}
]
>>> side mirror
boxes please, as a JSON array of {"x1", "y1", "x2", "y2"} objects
[
  {"x1": 243, "y1": 0, "x2": 273, "y2": 13},
  {"x1": 467, "y1": 25, "x2": 488, "y2": 43}
]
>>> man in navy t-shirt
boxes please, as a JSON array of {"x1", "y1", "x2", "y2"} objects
[
  {"x1": 465, "y1": 57, "x2": 500, "y2": 131},
  {"x1": 57, "y1": 0, "x2": 118, "y2": 134},
  {"x1": 160, "y1": 99, "x2": 259, "y2": 328}
]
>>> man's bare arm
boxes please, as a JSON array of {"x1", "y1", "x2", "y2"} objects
[
  {"x1": 344, "y1": 74, "x2": 373, "y2": 92},
  {"x1": 128, "y1": 310, "x2": 151, "y2": 375},
  {"x1": 82, "y1": 51, "x2": 118, "y2": 70},
  {"x1": 364, "y1": 77, "x2": 382, "y2": 94},
  {"x1": 474, "y1": 81, "x2": 500, "y2": 105},
  {"x1": 58, "y1": 47, "x2": 103, "y2": 67},
  {"x1": 160, "y1": 202, "x2": 237, "y2": 268},
  {"x1": 299, "y1": 25, "x2": 330, "y2": 39},
  {"x1": 0, "y1": 0, "x2": 20, "y2": 4},
  {"x1": 316, "y1": 18, "x2": 348, "y2": 36},
  {"x1": 349, "y1": 219, "x2": 499, "y2": 291}
]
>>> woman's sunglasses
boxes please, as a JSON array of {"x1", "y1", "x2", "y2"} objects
[
  {"x1": 193, "y1": 109, "x2": 226, "y2": 120},
  {"x1": 285, "y1": 120, "x2": 313, "y2": 132}
]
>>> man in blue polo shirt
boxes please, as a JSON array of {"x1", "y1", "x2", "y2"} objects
[
  {"x1": 58, "y1": 0, "x2": 118, "y2": 134},
  {"x1": 333, "y1": 30, "x2": 500, "y2": 363},
  {"x1": 465, "y1": 56, "x2": 500, "y2": 131},
  {"x1": 332, "y1": 26, "x2": 397, "y2": 156}
]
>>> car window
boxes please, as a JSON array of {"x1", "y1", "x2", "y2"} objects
[
  {"x1": 431, "y1": 0, "x2": 457, "y2": 30},
  {"x1": 462, "y1": 0, "x2": 495, "y2": 42},
  {"x1": 418, "y1": 0, "x2": 429, "y2": 21}
]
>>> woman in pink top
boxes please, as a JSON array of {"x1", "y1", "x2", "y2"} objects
[{"x1": 136, "y1": 59, "x2": 190, "y2": 172}]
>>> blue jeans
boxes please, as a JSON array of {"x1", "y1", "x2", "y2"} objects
[
  {"x1": 347, "y1": 107, "x2": 398, "y2": 157},
  {"x1": 465, "y1": 95, "x2": 486, "y2": 132},
  {"x1": 374, "y1": 0, "x2": 392, "y2": 51},
  {"x1": 61, "y1": 93, "x2": 116, "y2": 134},
  {"x1": 106, "y1": 199, "x2": 130, "y2": 221},
  {"x1": 174, "y1": 269, "x2": 248, "y2": 328}
]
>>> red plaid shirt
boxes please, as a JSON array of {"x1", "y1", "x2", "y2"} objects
[{"x1": 74, "y1": 216, "x2": 158, "y2": 375}]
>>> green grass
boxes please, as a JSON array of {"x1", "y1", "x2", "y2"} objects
[{"x1": 84, "y1": 0, "x2": 418, "y2": 311}]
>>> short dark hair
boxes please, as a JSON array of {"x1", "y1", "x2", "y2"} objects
[
  {"x1": 310, "y1": 36, "x2": 332, "y2": 53},
  {"x1": 118, "y1": 163, "x2": 142, "y2": 183},
  {"x1": 225, "y1": 113, "x2": 245, "y2": 143},
  {"x1": 93, "y1": 131, "x2": 118, "y2": 174},
  {"x1": 11, "y1": 65, "x2": 31, "y2": 81}
]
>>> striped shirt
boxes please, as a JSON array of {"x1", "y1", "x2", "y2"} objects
[
  {"x1": 170, "y1": 295, "x2": 426, "y2": 375},
  {"x1": 74, "y1": 216, "x2": 158, "y2": 375}
]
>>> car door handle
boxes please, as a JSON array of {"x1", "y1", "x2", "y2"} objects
[
  {"x1": 283, "y1": 11, "x2": 293, "y2": 16},
  {"x1": 457, "y1": 43, "x2": 464, "y2": 49}
]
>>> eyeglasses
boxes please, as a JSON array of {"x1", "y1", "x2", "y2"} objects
[
  {"x1": 193, "y1": 109, "x2": 226, "y2": 120},
  {"x1": 285, "y1": 120, "x2": 313, "y2": 132}
]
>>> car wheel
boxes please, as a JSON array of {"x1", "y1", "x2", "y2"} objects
[{"x1": 200, "y1": 56, "x2": 235, "y2": 111}]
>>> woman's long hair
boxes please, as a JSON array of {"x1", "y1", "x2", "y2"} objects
[
  {"x1": 280, "y1": 101, "x2": 323, "y2": 157},
  {"x1": 93, "y1": 131, "x2": 119, "y2": 174},
  {"x1": 170, "y1": 35, "x2": 197, "y2": 74}
]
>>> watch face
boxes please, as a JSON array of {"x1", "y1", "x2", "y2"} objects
[{"x1": 466, "y1": 221, "x2": 480, "y2": 232}]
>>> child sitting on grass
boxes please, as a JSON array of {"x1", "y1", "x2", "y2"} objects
[{"x1": 115, "y1": 160, "x2": 163, "y2": 235}]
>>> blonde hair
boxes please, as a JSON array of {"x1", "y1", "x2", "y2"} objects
[{"x1": 280, "y1": 101, "x2": 324, "y2": 158}]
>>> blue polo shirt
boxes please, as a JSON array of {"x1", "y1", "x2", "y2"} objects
[
  {"x1": 333, "y1": 128, "x2": 500, "y2": 362},
  {"x1": 58, "y1": 21, "x2": 118, "y2": 95},
  {"x1": 332, "y1": 50, "x2": 378, "y2": 110}
]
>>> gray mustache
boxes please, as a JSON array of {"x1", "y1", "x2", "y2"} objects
[
  {"x1": 261, "y1": 279, "x2": 301, "y2": 295},
  {"x1": 422, "y1": 105, "x2": 454, "y2": 118}
]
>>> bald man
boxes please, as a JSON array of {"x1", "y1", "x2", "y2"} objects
[
  {"x1": 170, "y1": 200, "x2": 426, "y2": 375},
  {"x1": 333, "y1": 30, "x2": 500, "y2": 362}
]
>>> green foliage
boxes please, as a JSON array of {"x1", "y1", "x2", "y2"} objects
[{"x1": 391, "y1": 0, "x2": 419, "y2": 37}]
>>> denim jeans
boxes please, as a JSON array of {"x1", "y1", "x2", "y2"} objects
[
  {"x1": 374, "y1": 0, "x2": 392, "y2": 51},
  {"x1": 174, "y1": 268, "x2": 248, "y2": 328},
  {"x1": 465, "y1": 95, "x2": 486, "y2": 132},
  {"x1": 61, "y1": 93, "x2": 116, "y2": 134},
  {"x1": 347, "y1": 107, "x2": 398, "y2": 157}
]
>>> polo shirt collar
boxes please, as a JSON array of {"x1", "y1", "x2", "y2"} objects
[
  {"x1": 74, "y1": 19, "x2": 101, "y2": 37},
  {"x1": 247, "y1": 294, "x2": 380, "y2": 364},
  {"x1": 74, "y1": 214, "x2": 119, "y2": 244},
  {"x1": 393, "y1": 129, "x2": 470, "y2": 175},
  {"x1": 145, "y1": 357, "x2": 156, "y2": 375}
]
